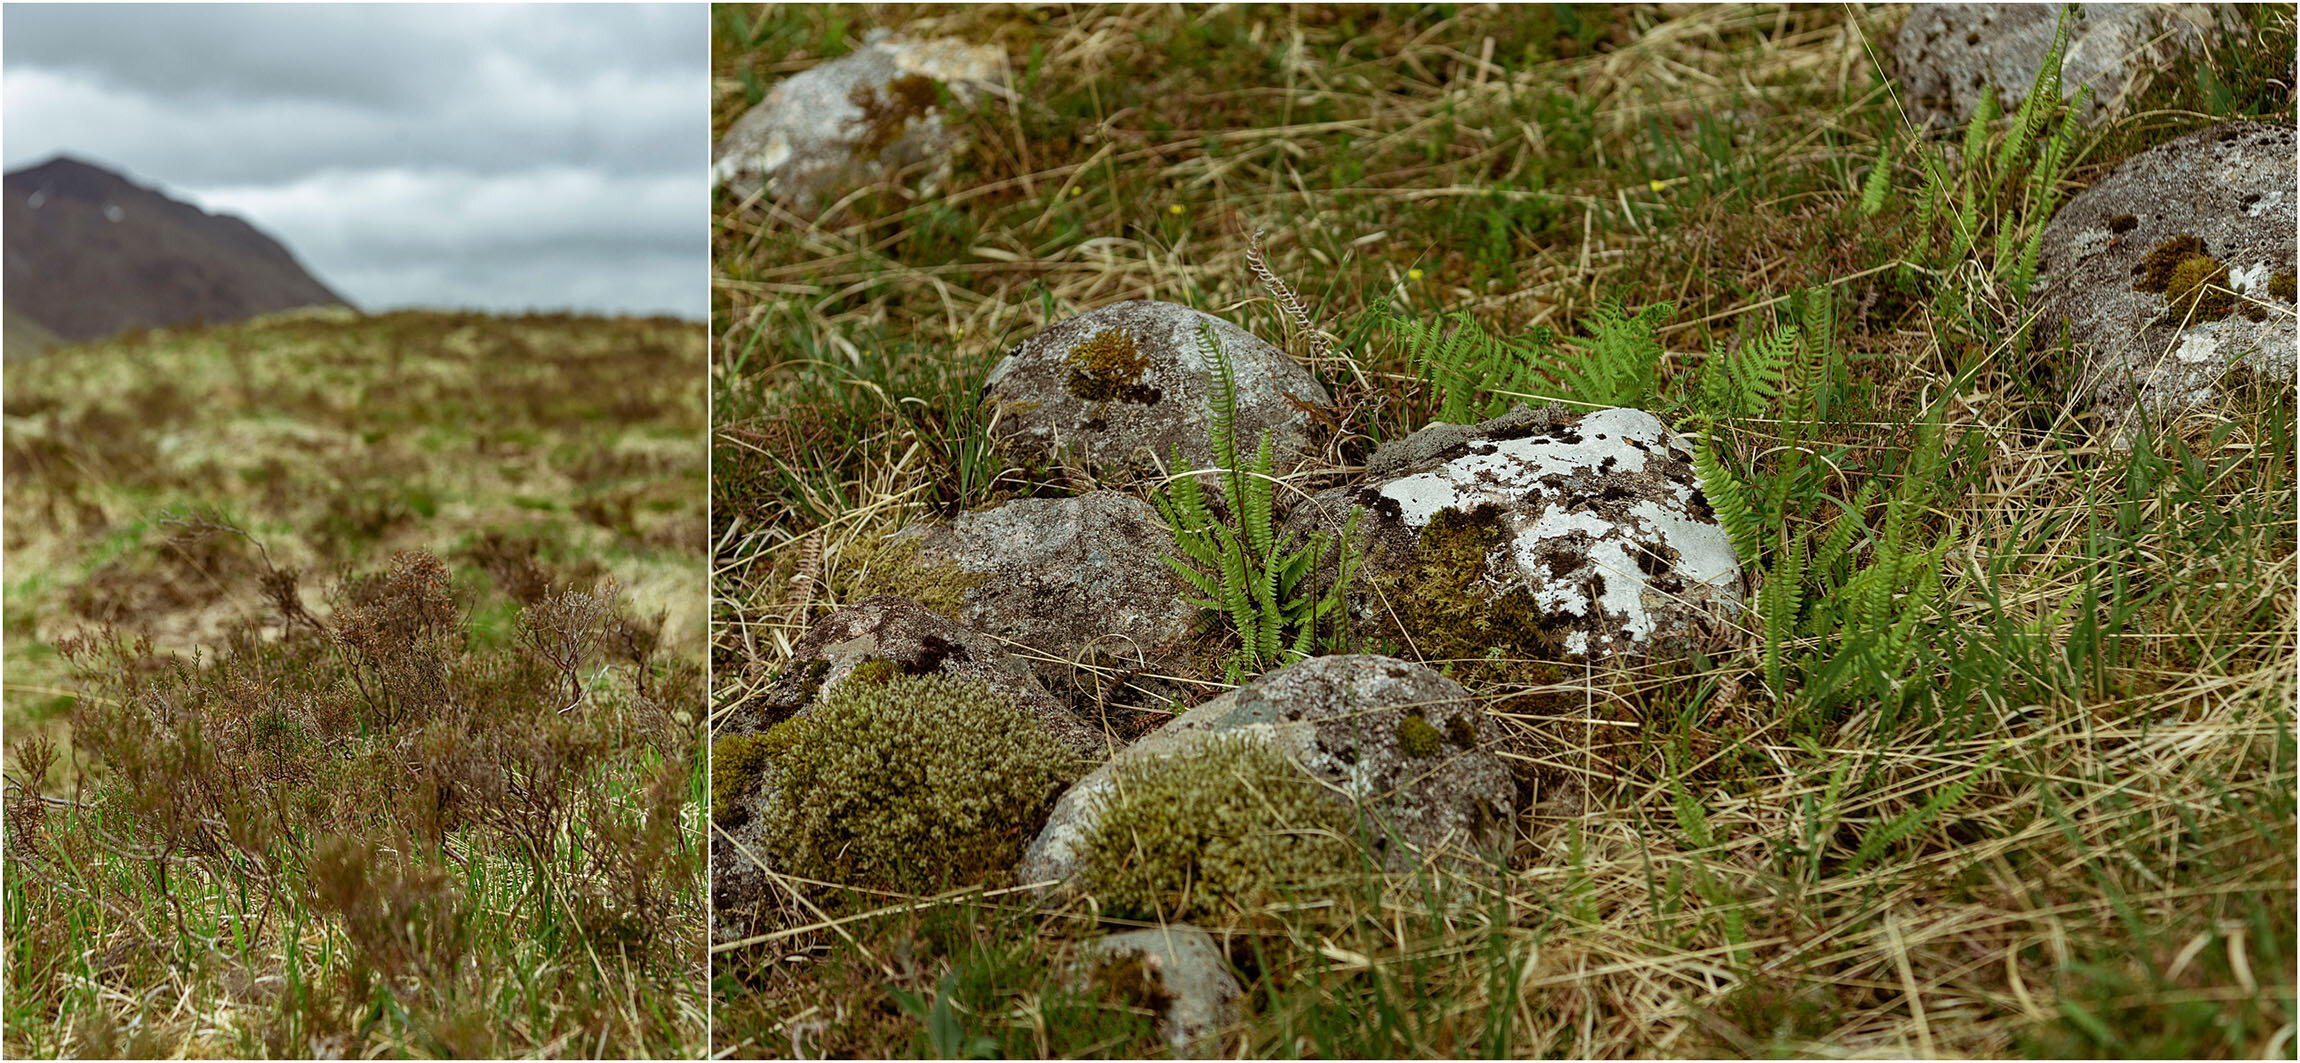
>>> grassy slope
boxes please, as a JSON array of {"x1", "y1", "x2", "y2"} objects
[
  {"x1": 712, "y1": 4, "x2": 2295, "y2": 1058},
  {"x1": 3, "y1": 307, "x2": 708, "y2": 1057}
]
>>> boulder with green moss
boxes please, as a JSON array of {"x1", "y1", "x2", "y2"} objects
[
  {"x1": 711, "y1": 668, "x2": 1100, "y2": 943},
  {"x1": 1018, "y1": 654, "x2": 1512, "y2": 905},
  {"x1": 2030, "y1": 121, "x2": 2296, "y2": 441},
  {"x1": 877, "y1": 491, "x2": 1197, "y2": 705},
  {"x1": 1285, "y1": 404, "x2": 1744, "y2": 674},
  {"x1": 983, "y1": 300, "x2": 1332, "y2": 482}
]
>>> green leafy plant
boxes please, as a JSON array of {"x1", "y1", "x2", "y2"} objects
[
  {"x1": 1379, "y1": 301, "x2": 1671, "y2": 423},
  {"x1": 1154, "y1": 321, "x2": 1362, "y2": 680}
]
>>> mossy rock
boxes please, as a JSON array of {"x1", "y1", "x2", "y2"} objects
[{"x1": 1020, "y1": 655, "x2": 1513, "y2": 895}]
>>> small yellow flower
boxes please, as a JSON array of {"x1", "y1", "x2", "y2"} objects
[
  {"x1": 1407, "y1": 268, "x2": 1425, "y2": 281},
  {"x1": 1648, "y1": 178, "x2": 1669, "y2": 193},
  {"x1": 1167, "y1": 204, "x2": 1186, "y2": 216},
  {"x1": 1068, "y1": 186, "x2": 1082, "y2": 198}
]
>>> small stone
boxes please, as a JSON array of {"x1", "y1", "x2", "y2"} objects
[
  {"x1": 984, "y1": 300, "x2": 1332, "y2": 482},
  {"x1": 713, "y1": 33, "x2": 1003, "y2": 216},
  {"x1": 1078, "y1": 926, "x2": 1243, "y2": 1058}
]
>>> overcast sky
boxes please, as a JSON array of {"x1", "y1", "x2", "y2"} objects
[{"x1": 4, "y1": 3, "x2": 705, "y2": 319}]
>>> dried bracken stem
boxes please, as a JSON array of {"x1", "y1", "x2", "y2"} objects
[{"x1": 1247, "y1": 227, "x2": 1369, "y2": 388}]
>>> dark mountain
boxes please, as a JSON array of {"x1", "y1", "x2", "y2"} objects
[{"x1": 3, "y1": 155, "x2": 351, "y2": 343}]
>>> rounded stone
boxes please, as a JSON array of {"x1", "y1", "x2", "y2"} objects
[
  {"x1": 983, "y1": 300, "x2": 1333, "y2": 482},
  {"x1": 1892, "y1": 4, "x2": 2239, "y2": 131}
]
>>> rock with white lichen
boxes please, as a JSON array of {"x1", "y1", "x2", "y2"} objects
[
  {"x1": 1078, "y1": 926, "x2": 1243, "y2": 1057},
  {"x1": 1287, "y1": 404, "x2": 1744, "y2": 672},
  {"x1": 2029, "y1": 121, "x2": 2296, "y2": 441},
  {"x1": 1892, "y1": 4, "x2": 2240, "y2": 131},
  {"x1": 876, "y1": 491, "x2": 1198, "y2": 710},
  {"x1": 983, "y1": 299, "x2": 1333, "y2": 482},
  {"x1": 1017, "y1": 654, "x2": 1514, "y2": 910},
  {"x1": 712, "y1": 31, "x2": 1004, "y2": 215}
]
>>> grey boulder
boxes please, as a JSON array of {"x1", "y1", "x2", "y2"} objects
[
  {"x1": 713, "y1": 32, "x2": 1004, "y2": 215},
  {"x1": 1893, "y1": 4, "x2": 2239, "y2": 131},
  {"x1": 984, "y1": 300, "x2": 1332, "y2": 482},
  {"x1": 1291, "y1": 404, "x2": 1744, "y2": 666},
  {"x1": 1019, "y1": 654, "x2": 1513, "y2": 888},
  {"x1": 880, "y1": 491, "x2": 1198, "y2": 706},
  {"x1": 2030, "y1": 121, "x2": 2296, "y2": 439}
]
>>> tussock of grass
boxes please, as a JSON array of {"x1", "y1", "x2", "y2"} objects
[{"x1": 712, "y1": 4, "x2": 2294, "y2": 1057}]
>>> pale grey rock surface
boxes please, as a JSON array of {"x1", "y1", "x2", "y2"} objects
[
  {"x1": 884, "y1": 491, "x2": 1196, "y2": 704},
  {"x1": 713, "y1": 33, "x2": 1004, "y2": 215},
  {"x1": 1079, "y1": 925, "x2": 1242, "y2": 1057},
  {"x1": 984, "y1": 300, "x2": 1333, "y2": 481},
  {"x1": 1892, "y1": 4, "x2": 2238, "y2": 130},
  {"x1": 2030, "y1": 121, "x2": 2297, "y2": 438},
  {"x1": 1291, "y1": 404, "x2": 1744, "y2": 663},
  {"x1": 1018, "y1": 654, "x2": 1513, "y2": 889}
]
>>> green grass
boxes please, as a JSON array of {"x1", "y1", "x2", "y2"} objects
[
  {"x1": 710, "y1": 4, "x2": 2296, "y2": 1057},
  {"x1": 3, "y1": 308, "x2": 709, "y2": 1057}
]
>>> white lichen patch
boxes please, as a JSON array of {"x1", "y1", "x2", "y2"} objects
[{"x1": 1361, "y1": 405, "x2": 1743, "y2": 660}]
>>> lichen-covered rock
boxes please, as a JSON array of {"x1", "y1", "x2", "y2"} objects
[
  {"x1": 712, "y1": 32, "x2": 1003, "y2": 215},
  {"x1": 878, "y1": 491, "x2": 1197, "y2": 703},
  {"x1": 1893, "y1": 4, "x2": 2238, "y2": 130},
  {"x1": 1078, "y1": 926, "x2": 1242, "y2": 1057},
  {"x1": 1018, "y1": 655, "x2": 1513, "y2": 899},
  {"x1": 1289, "y1": 404, "x2": 1743, "y2": 669},
  {"x1": 2030, "y1": 121, "x2": 2296, "y2": 439},
  {"x1": 984, "y1": 300, "x2": 1333, "y2": 481}
]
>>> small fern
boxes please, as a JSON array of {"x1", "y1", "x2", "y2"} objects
[
  {"x1": 1382, "y1": 300, "x2": 1667, "y2": 422},
  {"x1": 1154, "y1": 320, "x2": 1362, "y2": 680}
]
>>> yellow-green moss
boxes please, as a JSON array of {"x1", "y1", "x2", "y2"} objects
[
  {"x1": 2269, "y1": 271, "x2": 2296, "y2": 303},
  {"x1": 848, "y1": 656, "x2": 901, "y2": 686},
  {"x1": 1444, "y1": 714, "x2": 1478, "y2": 750},
  {"x1": 1075, "y1": 737, "x2": 1355, "y2": 921},
  {"x1": 848, "y1": 535, "x2": 991, "y2": 619},
  {"x1": 2134, "y1": 233, "x2": 2208, "y2": 293},
  {"x1": 1063, "y1": 329, "x2": 1158, "y2": 404},
  {"x1": 755, "y1": 672, "x2": 1082, "y2": 894},
  {"x1": 2164, "y1": 255, "x2": 2234, "y2": 322},
  {"x1": 1362, "y1": 504, "x2": 1568, "y2": 684},
  {"x1": 712, "y1": 733, "x2": 774, "y2": 828},
  {"x1": 1396, "y1": 713, "x2": 1443, "y2": 758}
]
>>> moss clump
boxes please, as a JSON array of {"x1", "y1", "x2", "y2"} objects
[
  {"x1": 712, "y1": 733, "x2": 774, "y2": 828},
  {"x1": 1362, "y1": 504, "x2": 1569, "y2": 684},
  {"x1": 1444, "y1": 714, "x2": 1478, "y2": 750},
  {"x1": 1063, "y1": 329, "x2": 1159, "y2": 404},
  {"x1": 1395, "y1": 713, "x2": 1443, "y2": 758},
  {"x1": 2134, "y1": 233, "x2": 2208, "y2": 293},
  {"x1": 2269, "y1": 271, "x2": 2296, "y2": 303},
  {"x1": 848, "y1": 656, "x2": 901, "y2": 686},
  {"x1": 848, "y1": 535, "x2": 991, "y2": 619},
  {"x1": 755, "y1": 673, "x2": 1081, "y2": 894},
  {"x1": 2164, "y1": 255, "x2": 2235, "y2": 322},
  {"x1": 1076, "y1": 737, "x2": 1355, "y2": 921}
]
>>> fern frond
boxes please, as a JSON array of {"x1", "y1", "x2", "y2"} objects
[
  {"x1": 1860, "y1": 139, "x2": 1893, "y2": 216},
  {"x1": 1695, "y1": 436, "x2": 1762, "y2": 563},
  {"x1": 1960, "y1": 85, "x2": 1999, "y2": 171}
]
